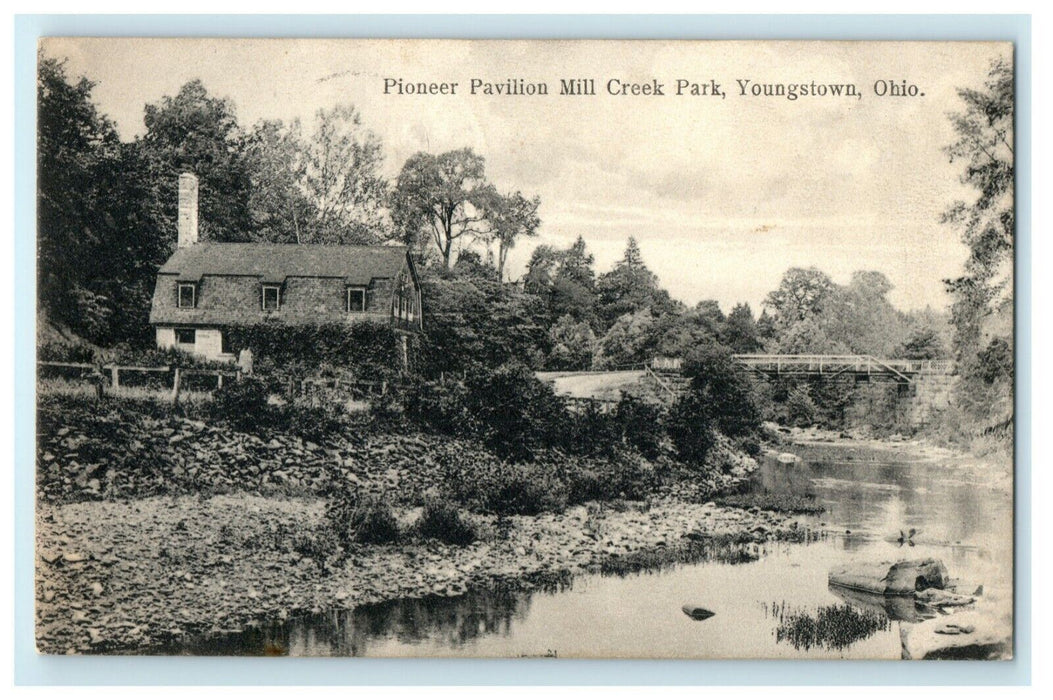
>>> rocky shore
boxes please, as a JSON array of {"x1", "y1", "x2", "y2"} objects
[
  {"x1": 35, "y1": 493, "x2": 815, "y2": 654},
  {"x1": 37, "y1": 394, "x2": 787, "y2": 654}
]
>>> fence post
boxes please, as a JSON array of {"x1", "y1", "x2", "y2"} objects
[
  {"x1": 110, "y1": 366, "x2": 119, "y2": 390},
  {"x1": 93, "y1": 364, "x2": 105, "y2": 400},
  {"x1": 171, "y1": 367, "x2": 181, "y2": 403},
  {"x1": 217, "y1": 372, "x2": 224, "y2": 390}
]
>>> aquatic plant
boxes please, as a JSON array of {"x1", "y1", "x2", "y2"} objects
[{"x1": 769, "y1": 602, "x2": 890, "y2": 651}]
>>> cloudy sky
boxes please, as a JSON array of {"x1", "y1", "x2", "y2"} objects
[{"x1": 41, "y1": 38, "x2": 1011, "y2": 312}]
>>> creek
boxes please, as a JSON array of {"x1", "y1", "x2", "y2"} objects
[{"x1": 171, "y1": 441, "x2": 1012, "y2": 658}]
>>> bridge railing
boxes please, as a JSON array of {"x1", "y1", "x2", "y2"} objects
[{"x1": 731, "y1": 354, "x2": 953, "y2": 376}]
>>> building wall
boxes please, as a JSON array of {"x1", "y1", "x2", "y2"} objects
[
  {"x1": 156, "y1": 326, "x2": 176, "y2": 349},
  {"x1": 196, "y1": 328, "x2": 226, "y2": 360},
  {"x1": 156, "y1": 325, "x2": 234, "y2": 363}
]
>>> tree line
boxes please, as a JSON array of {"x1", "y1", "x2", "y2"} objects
[{"x1": 40, "y1": 51, "x2": 1010, "y2": 447}]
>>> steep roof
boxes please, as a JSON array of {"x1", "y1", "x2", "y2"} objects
[{"x1": 158, "y1": 242, "x2": 409, "y2": 284}]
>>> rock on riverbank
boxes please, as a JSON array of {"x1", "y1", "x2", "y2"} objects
[
  {"x1": 900, "y1": 601, "x2": 1013, "y2": 660},
  {"x1": 35, "y1": 494, "x2": 813, "y2": 654}
]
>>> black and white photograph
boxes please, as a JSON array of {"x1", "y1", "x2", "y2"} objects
[{"x1": 33, "y1": 38, "x2": 1015, "y2": 660}]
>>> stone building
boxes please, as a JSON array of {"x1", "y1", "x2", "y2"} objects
[{"x1": 149, "y1": 173, "x2": 422, "y2": 362}]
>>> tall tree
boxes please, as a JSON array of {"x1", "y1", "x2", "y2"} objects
[
  {"x1": 391, "y1": 148, "x2": 492, "y2": 267},
  {"x1": 550, "y1": 236, "x2": 600, "y2": 326},
  {"x1": 559, "y1": 235, "x2": 597, "y2": 289},
  {"x1": 721, "y1": 303, "x2": 763, "y2": 353},
  {"x1": 243, "y1": 118, "x2": 310, "y2": 243},
  {"x1": 547, "y1": 314, "x2": 597, "y2": 370},
  {"x1": 523, "y1": 244, "x2": 562, "y2": 294},
  {"x1": 819, "y1": 271, "x2": 908, "y2": 357},
  {"x1": 942, "y1": 56, "x2": 1014, "y2": 438},
  {"x1": 479, "y1": 189, "x2": 541, "y2": 280},
  {"x1": 596, "y1": 237, "x2": 671, "y2": 327},
  {"x1": 140, "y1": 80, "x2": 253, "y2": 241},
  {"x1": 38, "y1": 54, "x2": 169, "y2": 345},
  {"x1": 763, "y1": 267, "x2": 835, "y2": 327},
  {"x1": 38, "y1": 54, "x2": 120, "y2": 336},
  {"x1": 296, "y1": 105, "x2": 390, "y2": 244}
]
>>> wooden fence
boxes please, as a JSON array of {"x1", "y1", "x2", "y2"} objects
[
  {"x1": 298, "y1": 376, "x2": 405, "y2": 401},
  {"x1": 38, "y1": 360, "x2": 241, "y2": 400},
  {"x1": 39, "y1": 360, "x2": 412, "y2": 406}
]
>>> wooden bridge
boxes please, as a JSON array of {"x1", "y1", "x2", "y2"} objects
[{"x1": 730, "y1": 355, "x2": 953, "y2": 383}]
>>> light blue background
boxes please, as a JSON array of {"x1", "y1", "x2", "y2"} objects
[{"x1": 13, "y1": 13, "x2": 1032, "y2": 686}]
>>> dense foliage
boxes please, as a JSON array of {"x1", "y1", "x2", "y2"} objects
[
  {"x1": 38, "y1": 55, "x2": 170, "y2": 346},
  {"x1": 415, "y1": 498, "x2": 478, "y2": 546},
  {"x1": 941, "y1": 57, "x2": 1015, "y2": 447},
  {"x1": 666, "y1": 345, "x2": 764, "y2": 466},
  {"x1": 221, "y1": 321, "x2": 403, "y2": 382}
]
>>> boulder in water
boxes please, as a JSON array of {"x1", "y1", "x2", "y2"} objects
[
  {"x1": 829, "y1": 558, "x2": 948, "y2": 596},
  {"x1": 682, "y1": 604, "x2": 715, "y2": 621}
]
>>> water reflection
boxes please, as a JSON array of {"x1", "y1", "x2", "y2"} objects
[
  {"x1": 828, "y1": 584, "x2": 932, "y2": 623},
  {"x1": 292, "y1": 589, "x2": 532, "y2": 656}
]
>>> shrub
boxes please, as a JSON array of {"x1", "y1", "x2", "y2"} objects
[
  {"x1": 222, "y1": 321, "x2": 402, "y2": 384},
  {"x1": 416, "y1": 498, "x2": 477, "y2": 545},
  {"x1": 324, "y1": 485, "x2": 401, "y2": 546},
  {"x1": 568, "y1": 401, "x2": 621, "y2": 457},
  {"x1": 38, "y1": 340, "x2": 96, "y2": 364},
  {"x1": 977, "y1": 337, "x2": 1013, "y2": 385},
  {"x1": 103, "y1": 344, "x2": 231, "y2": 370},
  {"x1": 565, "y1": 452, "x2": 656, "y2": 504},
  {"x1": 680, "y1": 345, "x2": 763, "y2": 438},
  {"x1": 403, "y1": 379, "x2": 477, "y2": 436},
  {"x1": 436, "y1": 443, "x2": 568, "y2": 515},
  {"x1": 484, "y1": 462, "x2": 568, "y2": 515},
  {"x1": 406, "y1": 363, "x2": 573, "y2": 462},
  {"x1": 664, "y1": 392, "x2": 718, "y2": 467},
  {"x1": 612, "y1": 394, "x2": 664, "y2": 459},
  {"x1": 291, "y1": 528, "x2": 339, "y2": 565},
  {"x1": 283, "y1": 399, "x2": 346, "y2": 443},
  {"x1": 210, "y1": 376, "x2": 273, "y2": 433},
  {"x1": 784, "y1": 386, "x2": 818, "y2": 427},
  {"x1": 462, "y1": 363, "x2": 572, "y2": 460},
  {"x1": 350, "y1": 497, "x2": 401, "y2": 545},
  {"x1": 664, "y1": 344, "x2": 763, "y2": 466}
]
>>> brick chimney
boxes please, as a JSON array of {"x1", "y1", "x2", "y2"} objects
[{"x1": 177, "y1": 173, "x2": 199, "y2": 248}]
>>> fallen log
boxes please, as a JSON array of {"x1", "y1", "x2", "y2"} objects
[{"x1": 828, "y1": 558, "x2": 948, "y2": 596}]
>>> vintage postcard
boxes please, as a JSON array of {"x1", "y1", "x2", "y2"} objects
[{"x1": 35, "y1": 38, "x2": 1014, "y2": 659}]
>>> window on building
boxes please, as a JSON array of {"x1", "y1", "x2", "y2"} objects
[
  {"x1": 175, "y1": 328, "x2": 196, "y2": 345},
  {"x1": 177, "y1": 283, "x2": 196, "y2": 308},
  {"x1": 220, "y1": 332, "x2": 233, "y2": 355},
  {"x1": 346, "y1": 288, "x2": 366, "y2": 313},
  {"x1": 262, "y1": 285, "x2": 280, "y2": 311}
]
